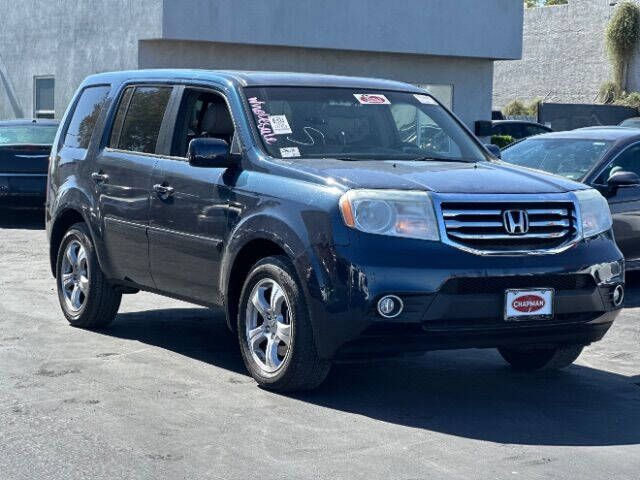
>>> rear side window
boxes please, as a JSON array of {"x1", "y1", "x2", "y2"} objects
[
  {"x1": 63, "y1": 85, "x2": 110, "y2": 149},
  {"x1": 109, "y1": 86, "x2": 171, "y2": 154}
]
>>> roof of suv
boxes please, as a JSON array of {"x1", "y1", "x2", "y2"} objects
[{"x1": 84, "y1": 69, "x2": 425, "y2": 93}]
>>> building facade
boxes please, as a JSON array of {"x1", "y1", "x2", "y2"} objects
[
  {"x1": 494, "y1": 0, "x2": 640, "y2": 109},
  {"x1": 0, "y1": 0, "x2": 523, "y2": 128}
]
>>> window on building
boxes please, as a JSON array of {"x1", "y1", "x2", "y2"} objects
[
  {"x1": 63, "y1": 86, "x2": 110, "y2": 149},
  {"x1": 109, "y1": 86, "x2": 172, "y2": 154},
  {"x1": 34, "y1": 77, "x2": 55, "y2": 119},
  {"x1": 415, "y1": 84, "x2": 453, "y2": 110}
]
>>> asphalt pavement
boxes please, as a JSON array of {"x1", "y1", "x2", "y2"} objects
[{"x1": 1, "y1": 209, "x2": 639, "y2": 480}]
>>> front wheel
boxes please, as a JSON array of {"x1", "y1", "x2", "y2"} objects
[
  {"x1": 237, "y1": 255, "x2": 330, "y2": 391},
  {"x1": 56, "y1": 222, "x2": 122, "y2": 329},
  {"x1": 498, "y1": 344, "x2": 584, "y2": 371}
]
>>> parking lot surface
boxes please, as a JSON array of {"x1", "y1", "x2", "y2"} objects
[{"x1": 1, "y1": 210, "x2": 639, "y2": 480}]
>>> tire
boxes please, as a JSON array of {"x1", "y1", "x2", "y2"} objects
[
  {"x1": 498, "y1": 344, "x2": 584, "y2": 371},
  {"x1": 237, "y1": 255, "x2": 330, "y2": 391},
  {"x1": 55, "y1": 222, "x2": 121, "y2": 329}
]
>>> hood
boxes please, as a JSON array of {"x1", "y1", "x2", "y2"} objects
[{"x1": 282, "y1": 159, "x2": 588, "y2": 194}]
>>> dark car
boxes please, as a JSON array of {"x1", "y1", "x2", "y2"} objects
[
  {"x1": 501, "y1": 127, "x2": 640, "y2": 271},
  {"x1": 0, "y1": 119, "x2": 59, "y2": 208},
  {"x1": 491, "y1": 120, "x2": 553, "y2": 141},
  {"x1": 47, "y1": 70, "x2": 623, "y2": 391}
]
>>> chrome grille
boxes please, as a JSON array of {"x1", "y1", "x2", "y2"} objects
[{"x1": 439, "y1": 198, "x2": 579, "y2": 254}]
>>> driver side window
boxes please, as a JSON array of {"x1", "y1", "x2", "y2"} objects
[
  {"x1": 595, "y1": 144, "x2": 640, "y2": 184},
  {"x1": 171, "y1": 88, "x2": 236, "y2": 158}
]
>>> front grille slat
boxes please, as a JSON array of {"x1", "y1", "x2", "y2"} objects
[
  {"x1": 448, "y1": 230, "x2": 570, "y2": 240},
  {"x1": 439, "y1": 199, "x2": 579, "y2": 253}
]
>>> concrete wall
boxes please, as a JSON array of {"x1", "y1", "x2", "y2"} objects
[
  {"x1": 139, "y1": 40, "x2": 494, "y2": 127},
  {"x1": 0, "y1": 0, "x2": 161, "y2": 119},
  {"x1": 161, "y1": 0, "x2": 524, "y2": 61},
  {"x1": 493, "y1": 0, "x2": 640, "y2": 109}
]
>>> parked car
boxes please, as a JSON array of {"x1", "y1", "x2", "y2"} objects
[
  {"x1": 0, "y1": 119, "x2": 59, "y2": 209},
  {"x1": 619, "y1": 117, "x2": 640, "y2": 128},
  {"x1": 501, "y1": 127, "x2": 640, "y2": 270},
  {"x1": 491, "y1": 120, "x2": 553, "y2": 141},
  {"x1": 47, "y1": 70, "x2": 623, "y2": 391}
]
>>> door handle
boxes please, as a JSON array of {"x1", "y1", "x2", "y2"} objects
[
  {"x1": 153, "y1": 183, "x2": 175, "y2": 199},
  {"x1": 91, "y1": 172, "x2": 108, "y2": 184}
]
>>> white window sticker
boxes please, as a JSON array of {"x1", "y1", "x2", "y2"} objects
[
  {"x1": 268, "y1": 115, "x2": 293, "y2": 135},
  {"x1": 280, "y1": 147, "x2": 301, "y2": 158},
  {"x1": 353, "y1": 93, "x2": 391, "y2": 105},
  {"x1": 414, "y1": 94, "x2": 438, "y2": 105}
]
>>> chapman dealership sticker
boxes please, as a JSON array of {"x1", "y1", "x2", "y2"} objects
[
  {"x1": 268, "y1": 115, "x2": 293, "y2": 135},
  {"x1": 280, "y1": 147, "x2": 301, "y2": 158},
  {"x1": 354, "y1": 93, "x2": 391, "y2": 105},
  {"x1": 414, "y1": 94, "x2": 438, "y2": 105}
]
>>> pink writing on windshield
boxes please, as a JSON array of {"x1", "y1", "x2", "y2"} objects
[{"x1": 248, "y1": 97, "x2": 277, "y2": 144}]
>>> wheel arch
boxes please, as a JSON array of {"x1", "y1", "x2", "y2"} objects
[
  {"x1": 49, "y1": 208, "x2": 90, "y2": 277},
  {"x1": 221, "y1": 215, "x2": 311, "y2": 331}
]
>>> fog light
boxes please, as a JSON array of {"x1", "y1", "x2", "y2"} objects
[
  {"x1": 377, "y1": 295, "x2": 404, "y2": 319},
  {"x1": 613, "y1": 285, "x2": 624, "y2": 307}
]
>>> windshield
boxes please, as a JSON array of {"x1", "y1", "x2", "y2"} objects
[
  {"x1": 0, "y1": 125, "x2": 58, "y2": 146},
  {"x1": 620, "y1": 118, "x2": 640, "y2": 128},
  {"x1": 501, "y1": 138, "x2": 614, "y2": 181},
  {"x1": 244, "y1": 87, "x2": 486, "y2": 161}
]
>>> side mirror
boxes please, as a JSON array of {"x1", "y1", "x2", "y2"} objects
[
  {"x1": 188, "y1": 138, "x2": 234, "y2": 168},
  {"x1": 608, "y1": 170, "x2": 640, "y2": 186},
  {"x1": 485, "y1": 144, "x2": 502, "y2": 159}
]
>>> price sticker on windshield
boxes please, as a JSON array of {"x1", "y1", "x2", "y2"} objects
[
  {"x1": 268, "y1": 115, "x2": 293, "y2": 135},
  {"x1": 354, "y1": 94, "x2": 391, "y2": 105}
]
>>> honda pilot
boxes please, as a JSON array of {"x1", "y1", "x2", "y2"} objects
[{"x1": 47, "y1": 70, "x2": 624, "y2": 391}]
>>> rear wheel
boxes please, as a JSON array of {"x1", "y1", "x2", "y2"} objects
[
  {"x1": 498, "y1": 344, "x2": 584, "y2": 371},
  {"x1": 56, "y1": 223, "x2": 121, "y2": 329},
  {"x1": 237, "y1": 255, "x2": 330, "y2": 391}
]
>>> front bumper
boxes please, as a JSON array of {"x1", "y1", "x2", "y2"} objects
[{"x1": 299, "y1": 231, "x2": 624, "y2": 360}]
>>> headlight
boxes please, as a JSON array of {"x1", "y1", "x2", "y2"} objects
[
  {"x1": 575, "y1": 189, "x2": 612, "y2": 238},
  {"x1": 339, "y1": 189, "x2": 439, "y2": 240}
]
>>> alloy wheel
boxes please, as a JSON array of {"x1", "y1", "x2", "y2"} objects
[
  {"x1": 60, "y1": 240, "x2": 89, "y2": 312},
  {"x1": 245, "y1": 278, "x2": 293, "y2": 374}
]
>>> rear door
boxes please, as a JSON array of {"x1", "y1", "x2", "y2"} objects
[
  {"x1": 591, "y1": 142, "x2": 640, "y2": 265},
  {"x1": 93, "y1": 84, "x2": 173, "y2": 287},
  {"x1": 148, "y1": 86, "x2": 235, "y2": 304}
]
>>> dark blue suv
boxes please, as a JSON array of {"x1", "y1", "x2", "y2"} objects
[{"x1": 47, "y1": 70, "x2": 624, "y2": 391}]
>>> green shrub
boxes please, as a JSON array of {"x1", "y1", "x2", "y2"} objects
[
  {"x1": 491, "y1": 135, "x2": 516, "y2": 149},
  {"x1": 615, "y1": 91, "x2": 640, "y2": 108},
  {"x1": 502, "y1": 99, "x2": 541, "y2": 118},
  {"x1": 606, "y1": 1, "x2": 640, "y2": 91},
  {"x1": 503, "y1": 100, "x2": 528, "y2": 117},
  {"x1": 599, "y1": 80, "x2": 623, "y2": 104}
]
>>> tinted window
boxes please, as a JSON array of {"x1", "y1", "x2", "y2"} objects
[
  {"x1": 63, "y1": 86, "x2": 110, "y2": 149},
  {"x1": 0, "y1": 125, "x2": 58, "y2": 146},
  {"x1": 493, "y1": 123, "x2": 524, "y2": 139},
  {"x1": 596, "y1": 144, "x2": 640, "y2": 184},
  {"x1": 502, "y1": 138, "x2": 614, "y2": 181},
  {"x1": 111, "y1": 86, "x2": 171, "y2": 154}
]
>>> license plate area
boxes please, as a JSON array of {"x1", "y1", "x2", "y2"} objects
[{"x1": 505, "y1": 288, "x2": 554, "y2": 321}]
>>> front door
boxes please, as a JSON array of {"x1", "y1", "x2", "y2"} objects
[
  {"x1": 148, "y1": 87, "x2": 235, "y2": 304},
  {"x1": 592, "y1": 143, "x2": 640, "y2": 266},
  {"x1": 94, "y1": 84, "x2": 173, "y2": 287}
]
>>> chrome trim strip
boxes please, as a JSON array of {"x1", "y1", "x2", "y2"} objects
[
  {"x1": 442, "y1": 209, "x2": 502, "y2": 217},
  {"x1": 448, "y1": 230, "x2": 569, "y2": 240},
  {"x1": 445, "y1": 220, "x2": 503, "y2": 229}
]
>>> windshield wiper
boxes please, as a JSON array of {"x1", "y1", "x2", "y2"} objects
[{"x1": 409, "y1": 156, "x2": 474, "y2": 163}]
